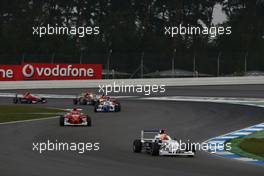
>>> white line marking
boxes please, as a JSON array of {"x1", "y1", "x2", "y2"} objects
[
  {"x1": 0, "y1": 116, "x2": 59, "y2": 125},
  {"x1": 142, "y1": 96, "x2": 264, "y2": 108},
  {"x1": 0, "y1": 93, "x2": 137, "y2": 99}
]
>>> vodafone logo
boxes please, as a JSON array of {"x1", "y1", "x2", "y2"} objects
[
  {"x1": 0, "y1": 63, "x2": 102, "y2": 81},
  {"x1": 22, "y1": 64, "x2": 95, "y2": 79},
  {"x1": 0, "y1": 68, "x2": 14, "y2": 78},
  {"x1": 22, "y1": 64, "x2": 35, "y2": 78}
]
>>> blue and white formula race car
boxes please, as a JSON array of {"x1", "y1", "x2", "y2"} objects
[{"x1": 94, "y1": 96, "x2": 121, "y2": 112}]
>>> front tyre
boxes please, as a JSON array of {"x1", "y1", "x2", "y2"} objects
[
  {"x1": 59, "y1": 116, "x2": 64, "y2": 126},
  {"x1": 133, "y1": 139, "x2": 142, "y2": 153},
  {"x1": 73, "y1": 99, "x2": 78, "y2": 105},
  {"x1": 94, "y1": 103, "x2": 99, "y2": 112}
]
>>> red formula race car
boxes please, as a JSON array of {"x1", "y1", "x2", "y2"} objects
[
  {"x1": 13, "y1": 92, "x2": 47, "y2": 104},
  {"x1": 60, "y1": 108, "x2": 92, "y2": 127},
  {"x1": 73, "y1": 92, "x2": 98, "y2": 105}
]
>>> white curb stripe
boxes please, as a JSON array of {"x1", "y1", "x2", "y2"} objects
[
  {"x1": 235, "y1": 158, "x2": 258, "y2": 162},
  {"x1": 229, "y1": 132, "x2": 252, "y2": 136},
  {"x1": 254, "y1": 124, "x2": 264, "y2": 128},
  {"x1": 205, "y1": 124, "x2": 264, "y2": 166},
  {"x1": 215, "y1": 151, "x2": 234, "y2": 155},
  {"x1": 207, "y1": 141, "x2": 225, "y2": 144},
  {"x1": 214, "y1": 136, "x2": 238, "y2": 139},
  {"x1": 240, "y1": 128, "x2": 263, "y2": 132}
]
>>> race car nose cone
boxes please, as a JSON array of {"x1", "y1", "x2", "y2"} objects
[
  {"x1": 69, "y1": 116, "x2": 81, "y2": 124},
  {"x1": 72, "y1": 119, "x2": 79, "y2": 124}
]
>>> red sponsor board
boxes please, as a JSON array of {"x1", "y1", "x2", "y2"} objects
[
  {"x1": 0, "y1": 64, "x2": 102, "y2": 81},
  {"x1": 0, "y1": 65, "x2": 21, "y2": 81}
]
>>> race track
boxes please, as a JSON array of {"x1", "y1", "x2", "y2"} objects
[{"x1": 0, "y1": 85, "x2": 264, "y2": 176}]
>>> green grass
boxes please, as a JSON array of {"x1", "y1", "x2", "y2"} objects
[
  {"x1": 228, "y1": 130, "x2": 264, "y2": 161},
  {"x1": 0, "y1": 105, "x2": 65, "y2": 123},
  {"x1": 240, "y1": 138, "x2": 264, "y2": 157}
]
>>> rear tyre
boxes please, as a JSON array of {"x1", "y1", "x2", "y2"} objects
[
  {"x1": 133, "y1": 139, "x2": 142, "y2": 153},
  {"x1": 94, "y1": 103, "x2": 99, "y2": 112},
  {"x1": 13, "y1": 97, "x2": 18, "y2": 104},
  {"x1": 91, "y1": 100, "x2": 96, "y2": 105},
  {"x1": 73, "y1": 98, "x2": 78, "y2": 105},
  {"x1": 191, "y1": 144, "x2": 196, "y2": 153},
  {"x1": 41, "y1": 98, "x2": 46, "y2": 104},
  {"x1": 186, "y1": 143, "x2": 196, "y2": 157},
  {"x1": 59, "y1": 116, "x2": 64, "y2": 126},
  {"x1": 186, "y1": 143, "x2": 196, "y2": 152},
  {"x1": 115, "y1": 103, "x2": 121, "y2": 112},
  {"x1": 151, "y1": 142, "x2": 160, "y2": 156},
  {"x1": 80, "y1": 98, "x2": 87, "y2": 105},
  {"x1": 87, "y1": 117, "x2": 92, "y2": 126}
]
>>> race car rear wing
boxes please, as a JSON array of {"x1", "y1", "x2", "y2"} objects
[{"x1": 141, "y1": 130, "x2": 160, "y2": 141}]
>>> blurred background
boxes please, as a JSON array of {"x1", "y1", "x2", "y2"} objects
[{"x1": 0, "y1": 0, "x2": 263, "y2": 78}]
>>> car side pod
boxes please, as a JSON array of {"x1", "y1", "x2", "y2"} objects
[{"x1": 150, "y1": 142, "x2": 160, "y2": 156}]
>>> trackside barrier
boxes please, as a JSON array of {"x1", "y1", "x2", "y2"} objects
[{"x1": 0, "y1": 76, "x2": 264, "y2": 90}]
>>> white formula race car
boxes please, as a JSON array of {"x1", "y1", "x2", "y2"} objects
[{"x1": 133, "y1": 129, "x2": 195, "y2": 157}]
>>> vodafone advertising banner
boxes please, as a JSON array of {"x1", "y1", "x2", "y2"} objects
[{"x1": 0, "y1": 64, "x2": 102, "y2": 81}]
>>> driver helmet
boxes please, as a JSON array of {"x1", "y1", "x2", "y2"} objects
[
  {"x1": 73, "y1": 108, "x2": 77, "y2": 111},
  {"x1": 160, "y1": 129, "x2": 165, "y2": 134}
]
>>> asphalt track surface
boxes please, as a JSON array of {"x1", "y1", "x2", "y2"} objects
[{"x1": 0, "y1": 85, "x2": 264, "y2": 176}]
